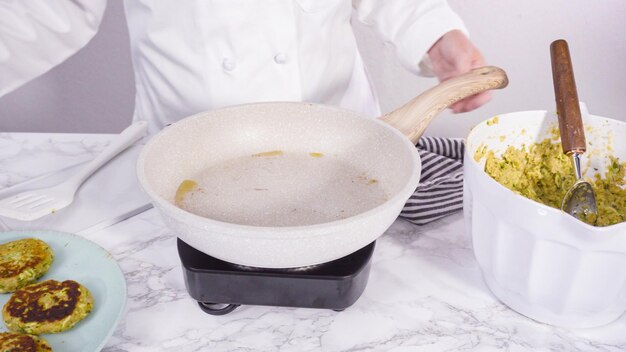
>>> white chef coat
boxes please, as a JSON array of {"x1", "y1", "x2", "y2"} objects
[{"x1": 0, "y1": 0, "x2": 467, "y2": 135}]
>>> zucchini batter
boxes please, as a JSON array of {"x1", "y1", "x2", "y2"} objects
[{"x1": 479, "y1": 138, "x2": 626, "y2": 227}]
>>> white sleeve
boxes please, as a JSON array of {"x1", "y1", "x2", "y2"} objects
[
  {"x1": 0, "y1": 0, "x2": 107, "y2": 97},
  {"x1": 353, "y1": 0, "x2": 468, "y2": 76}
]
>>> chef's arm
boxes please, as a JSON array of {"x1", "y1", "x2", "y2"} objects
[
  {"x1": 353, "y1": 0, "x2": 490, "y2": 112},
  {"x1": 0, "y1": 0, "x2": 107, "y2": 97},
  {"x1": 353, "y1": 0, "x2": 468, "y2": 77}
]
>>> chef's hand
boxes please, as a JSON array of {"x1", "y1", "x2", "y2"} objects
[{"x1": 428, "y1": 30, "x2": 490, "y2": 113}]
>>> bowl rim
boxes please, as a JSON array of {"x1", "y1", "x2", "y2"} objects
[{"x1": 465, "y1": 109, "x2": 626, "y2": 234}]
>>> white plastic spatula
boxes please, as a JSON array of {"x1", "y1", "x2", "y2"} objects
[{"x1": 0, "y1": 121, "x2": 148, "y2": 221}]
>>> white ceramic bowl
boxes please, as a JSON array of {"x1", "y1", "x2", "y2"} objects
[{"x1": 464, "y1": 107, "x2": 626, "y2": 328}]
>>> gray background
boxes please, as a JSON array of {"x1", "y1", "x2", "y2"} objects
[{"x1": 1, "y1": 0, "x2": 625, "y2": 137}]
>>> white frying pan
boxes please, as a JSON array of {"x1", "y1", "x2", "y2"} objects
[{"x1": 137, "y1": 66, "x2": 508, "y2": 268}]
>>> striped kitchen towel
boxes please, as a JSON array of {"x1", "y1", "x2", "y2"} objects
[{"x1": 400, "y1": 136, "x2": 465, "y2": 225}]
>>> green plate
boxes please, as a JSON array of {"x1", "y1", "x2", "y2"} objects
[{"x1": 0, "y1": 230, "x2": 127, "y2": 351}]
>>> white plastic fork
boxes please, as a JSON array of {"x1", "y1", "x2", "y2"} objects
[{"x1": 0, "y1": 121, "x2": 148, "y2": 221}]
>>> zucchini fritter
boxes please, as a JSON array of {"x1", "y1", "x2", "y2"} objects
[
  {"x1": 0, "y1": 238, "x2": 54, "y2": 293},
  {"x1": 0, "y1": 332, "x2": 52, "y2": 351},
  {"x1": 3, "y1": 279, "x2": 93, "y2": 334}
]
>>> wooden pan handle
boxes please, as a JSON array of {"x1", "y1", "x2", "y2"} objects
[
  {"x1": 379, "y1": 66, "x2": 508, "y2": 144},
  {"x1": 550, "y1": 39, "x2": 586, "y2": 155}
]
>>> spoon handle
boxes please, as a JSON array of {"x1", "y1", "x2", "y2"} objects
[{"x1": 550, "y1": 39, "x2": 586, "y2": 155}]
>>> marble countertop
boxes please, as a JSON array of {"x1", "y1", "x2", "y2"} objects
[{"x1": 1, "y1": 132, "x2": 625, "y2": 352}]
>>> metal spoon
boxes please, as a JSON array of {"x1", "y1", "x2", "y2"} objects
[{"x1": 550, "y1": 39, "x2": 598, "y2": 225}]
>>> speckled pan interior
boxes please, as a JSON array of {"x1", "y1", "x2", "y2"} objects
[
  {"x1": 142, "y1": 103, "x2": 416, "y2": 211},
  {"x1": 137, "y1": 102, "x2": 421, "y2": 268}
]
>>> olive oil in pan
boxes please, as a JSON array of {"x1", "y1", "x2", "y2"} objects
[{"x1": 175, "y1": 151, "x2": 389, "y2": 226}]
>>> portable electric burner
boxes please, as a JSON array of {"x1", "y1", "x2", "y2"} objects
[{"x1": 178, "y1": 238, "x2": 375, "y2": 315}]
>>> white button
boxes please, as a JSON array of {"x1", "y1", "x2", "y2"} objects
[
  {"x1": 222, "y1": 58, "x2": 236, "y2": 71},
  {"x1": 274, "y1": 53, "x2": 287, "y2": 64}
]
